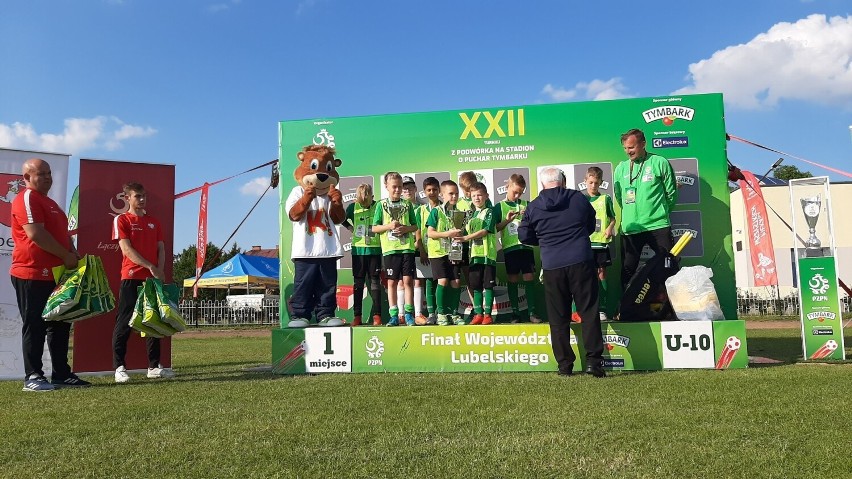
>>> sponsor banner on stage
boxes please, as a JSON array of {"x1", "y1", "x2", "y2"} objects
[
  {"x1": 352, "y1": 324, "x2": 562, "y2": 373},
  {"x1": 0, "y1": 148, "x2": 69, "y2": 380},
  {"x1": 602, "y1": 322, "x2": 663, "y2": 370},
  {"x1": 75, "y1": 159, "x2": 175, "y2": 373},
  {"x1": 272, "y1": 321, "x2": 749, "y2": 374},
  {"x1": 279, "y1": 94, "x2": 737, "y2": 325},
  {"x1": 797, "y1": 256, "x2": 845, "y2": 360}
]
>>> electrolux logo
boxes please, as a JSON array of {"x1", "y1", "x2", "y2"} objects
[
  {"x1": 652, "y1": 137, "x2": 689, "y2": 148},
  {"x1": 603, "y1": 359, "x2": 625, "y2": 368}
]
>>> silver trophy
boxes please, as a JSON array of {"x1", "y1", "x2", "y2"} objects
[
  {"x1": 800, "y1": 195, "x2": 822, "y2": 257},
  {"x1": 447, "y1": 209, "x2": 472, "y2": 262},
  {"x1": 385, "y1": 202, "x2": 409, "y2": 242}
]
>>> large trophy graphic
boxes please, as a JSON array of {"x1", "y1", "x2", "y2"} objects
[
  {"x1": 385, "y1": 202, "x2": 409, "y2": 242},
  {"x1": 447, "y1": 208, "x2": 473, "y2": 262},
  {"x1": 800, "y1": 195, "x2": 822, "y2": 257}
]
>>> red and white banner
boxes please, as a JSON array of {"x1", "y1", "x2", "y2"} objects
[
  {"x1": 194, "y1": 183, "x2": 209, "y2": 297},
  {"x1": 75, "y1": 159, "x2": 175, "y2": 373},
  {"x1": 738, "y1": 170, "x2": 778, "y2": 286}
]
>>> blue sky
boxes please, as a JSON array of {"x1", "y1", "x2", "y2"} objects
[{"x1": 2, "y1": 0, "x2": 851, "y2": 253}]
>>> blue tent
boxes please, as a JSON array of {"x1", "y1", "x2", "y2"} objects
[{"x1": 183, "y1": 254, "x2": 279, "y2": 290}]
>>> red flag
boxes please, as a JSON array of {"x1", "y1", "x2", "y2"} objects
[
  {"x1": 194, "y1": 183, "x2": 209, "y2": 298},
  {"x1": 738, "y1": 171, "x2": 778, "y2": 286}
]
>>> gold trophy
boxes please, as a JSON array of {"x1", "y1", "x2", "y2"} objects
[
  {"x1": 448, "y1": 209, "x2": 472, "y2": 262},
  {"x1": 385, "y1": 202, "x2": 409, "y2": 242},
  {"x1": 800, "y1": 195, "x2": 822, "y2": 257}
]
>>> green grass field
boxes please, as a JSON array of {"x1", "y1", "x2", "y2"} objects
[{"x1": 1, "y1": 327, "x2": 850, "y2": 479}]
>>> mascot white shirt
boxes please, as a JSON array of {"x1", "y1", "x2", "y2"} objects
[{"x1": 286, "y1": 186, "x2": 343, "y2": 259}]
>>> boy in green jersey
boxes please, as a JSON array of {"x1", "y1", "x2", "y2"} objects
[
  {"x1": 459, "y1": 182, "x2": 497, "y2": 325},
  {"x1": 426, "y1": 180, "x2": 465, "y2": 325},
  {"x1": 495, "y1": 174, "x2": 540, "y2": 323},
  {"x1": 415, "y1": 177, "x2": 441, "y2": 325},
  {"x1": 343, "y1": 183, "x2": 383, "y2": 326},
  {"x1": 585, "y1": 167, "x2": 616, "y2": 321},
  {"x1": 372, "y1": 172, "x2": 418, "y2": 326}
]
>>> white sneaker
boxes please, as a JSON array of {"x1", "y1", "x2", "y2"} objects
[
  {"x1": 115, "y1": 366, "x2": 130, "y2": 384},
  {"x1": 599, "y1": 312, "x2": 609, "y2": 321},
  {"x1": 147, "y1": 365, "x2": 175, "y2": 379}
]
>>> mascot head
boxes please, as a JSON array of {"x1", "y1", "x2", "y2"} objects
[{"x1": 295, "y1": 145, "x2": 341, "y2": 196}]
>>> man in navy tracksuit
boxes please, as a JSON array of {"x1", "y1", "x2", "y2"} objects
[{"x1": 518, "y1": 167, "x2": 605, "y2": 377}]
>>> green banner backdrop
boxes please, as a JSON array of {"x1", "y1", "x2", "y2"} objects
[
  {"x1": 278, "y1": 93, "x2": 735, "y2": 325},
  {"x1": 271, "y1": 321, "x2": 748, "y2": 373}
]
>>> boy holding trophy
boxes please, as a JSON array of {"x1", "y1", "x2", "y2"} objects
[
  {"x1": 426, "y1": 180, "x2": 466, "y2": 325},
  {"x1": 457, "y1": 182, "x2": 498, "y2": 325},
  {"x1": 372, "y1": 172, "x2": 418, "y2": 326}
]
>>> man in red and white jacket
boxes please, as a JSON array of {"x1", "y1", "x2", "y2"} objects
[
  {"x1": 111, "y1": 182, "x2": 173, "y2": 383},
  {"x1": 10, "y1": 158, "x2": 90, "y2": 392}
]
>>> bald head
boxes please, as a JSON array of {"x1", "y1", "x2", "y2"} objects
[{"x1": 22, "y1": 158, "x2": 53, "y2": 195}]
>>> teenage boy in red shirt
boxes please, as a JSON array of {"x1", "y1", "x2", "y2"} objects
[{"x1": 111, "y1": 182, "x2": 173, "y2": 383}]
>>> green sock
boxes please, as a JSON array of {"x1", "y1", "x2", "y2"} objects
[
  {"x1": 473, "y1": 290, "x2": 483, "y2": 314},
  {"x1": 484, "y1": 289, "x2": 494, "y2": 315},
  {"x1": 507, "y1": 282, "x2": 519, "y2": 314},
  {"x1": 524, "y1": 280, "x2": 538, "y2": 315},
  {"x1": 450, "y1": 287, "x2": 461, "y2": 316},
  {"x1": 425, "y1": 279, "x2": 437, "y2": 315},
  {"x1": 599, "y1": 278, "x2": 608, "y2": 314},
  {"x1": 389, "y1": 306, "x2": 399, "y2": 318},
  {"x1": 436, "y1": 284, "x2": 445, "y2": 315},
  {"x1": 404, "y1": 303, "x2": 414, "y2": 313}
]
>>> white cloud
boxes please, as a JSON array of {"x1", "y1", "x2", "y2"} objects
[
  {"x1": 240, "y1": 176, "x2": 270, "y2": 196},
  {"x1": 0, "y1": 116, "x2": 157, "y2": 154},
  {"x1": 674, "y1": 14, "x2": 852, "y2": 109},
  {"x1": 541, "y1": 78, "x2": 633, "y2": 102}
]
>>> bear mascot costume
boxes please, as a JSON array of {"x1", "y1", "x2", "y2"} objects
[{"x1": 285, "y1": 145, "x2": 346, "y2": 327}]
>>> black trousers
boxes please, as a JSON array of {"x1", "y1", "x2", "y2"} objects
[
  {"x1": 620, "y1": 227, "x2": 674, "y2": 289},
  {"x1": 352, "y1": 255, "x2": 382, "y2": 317},
  {"x1": 542, "y1": 261, "x2": 604, "y2": 373},
  {"x1": 11, "y1": 276, "x2": 72, "y2": 380},
  {"x1": 291, "y1": 258, "x2": 338, "y2": 320},
  {"x1": 113, "y1": 279, "x2": 161, "y2": 369}
]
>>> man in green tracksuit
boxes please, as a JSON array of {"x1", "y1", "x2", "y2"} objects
[{"x1": 613, "y1": 128, "x2": 678, "y2": 289}]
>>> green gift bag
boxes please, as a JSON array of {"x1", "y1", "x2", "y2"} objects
[
  {"x1": 153, "y1": 281, "x2": 187, "y2": 332},
  {"x1": 45, "y1": 255, "x2": 117, "y2": 322},
  {"x1": 141, "y1": 279, "x2": 178, "y2": 337},
  {"x1": 129, "y1": 282, "x2": 164, "y2": 338},
  {"x1": 43, "y1": 257, "x2": 87, "y2": 320}
]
